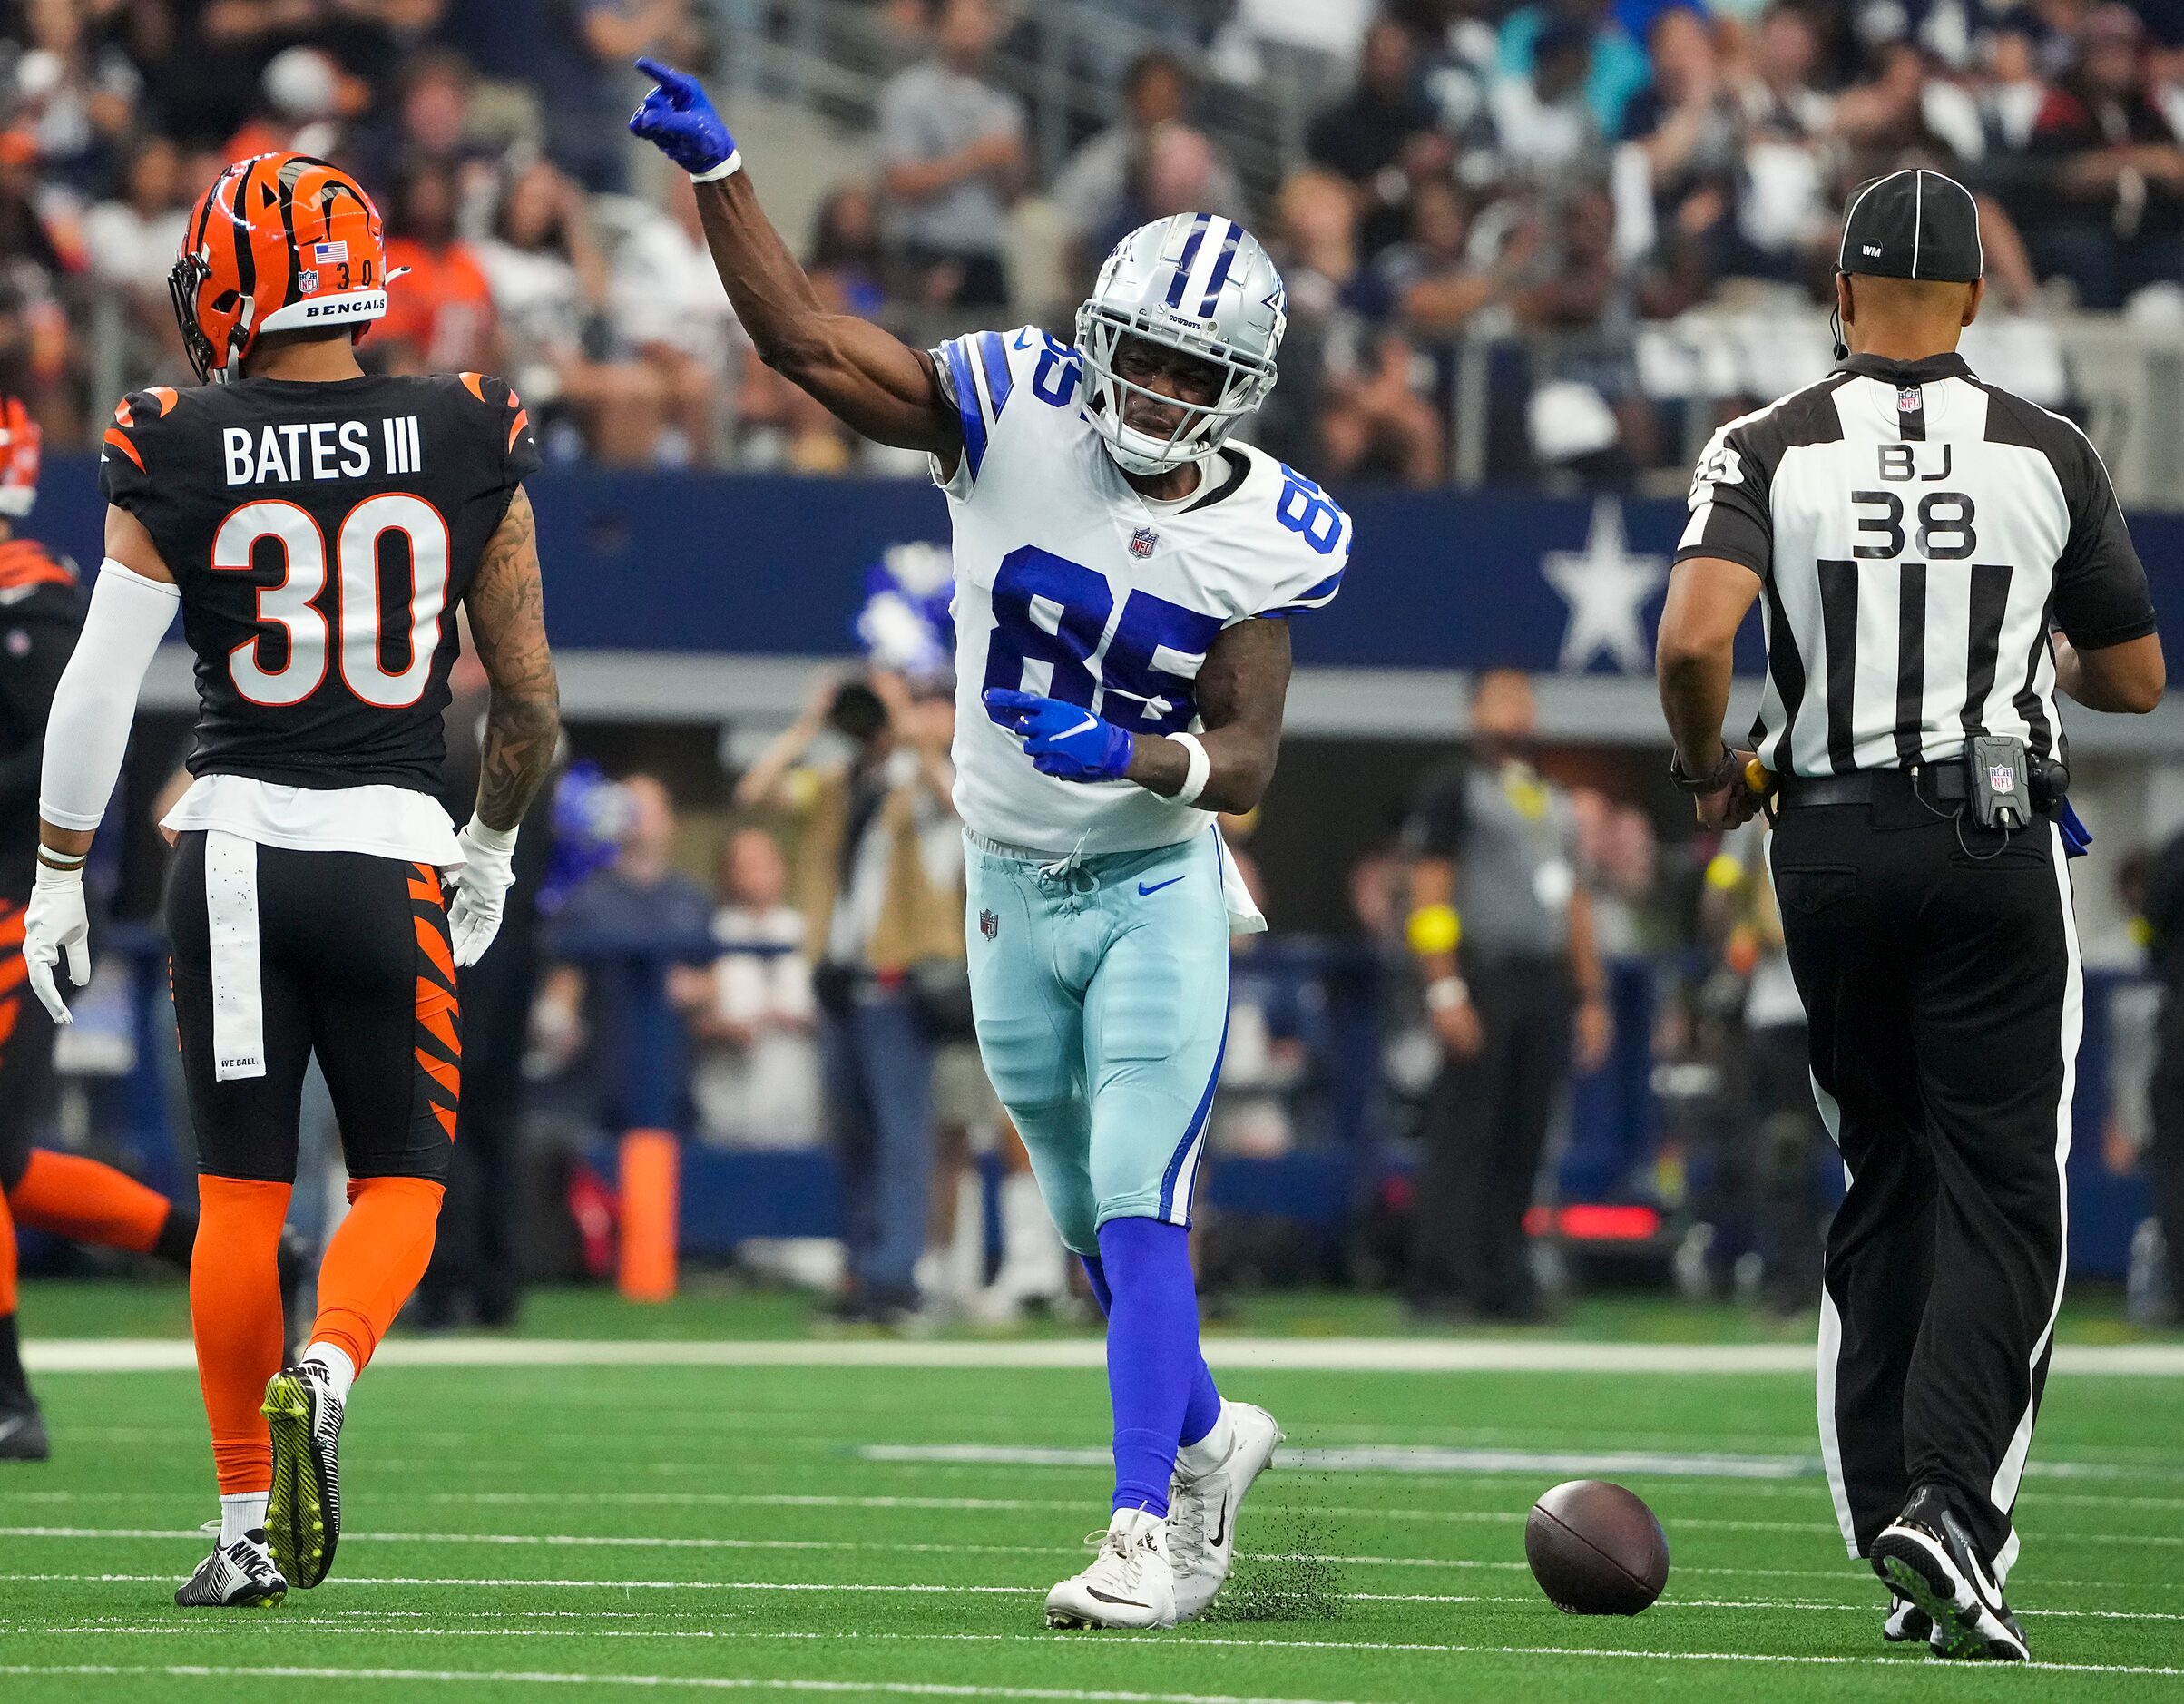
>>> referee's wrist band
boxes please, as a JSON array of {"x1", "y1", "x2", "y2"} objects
[
  {"x1": 1170, "y1": 732, "x2": 1211, "y2": 808},
  {"x1": 1670, "y1": 744, "x2": 1738, "y2": 794},
  {"x1": 690, "y1": 149, "x2": 743, "y2": 183}
]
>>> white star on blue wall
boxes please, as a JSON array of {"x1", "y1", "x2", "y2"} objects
[{"x1": 1543, "y1": 498, "x2": 1668, "y2": 675}]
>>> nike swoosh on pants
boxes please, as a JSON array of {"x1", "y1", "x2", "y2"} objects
[{"x1": 1139, "y1": 876, "x2": 1187, "y2": 896}]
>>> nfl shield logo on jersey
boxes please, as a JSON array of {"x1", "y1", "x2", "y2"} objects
[
  {"x1": 1129, "y1": 526, "x2": 1159, "y2": 560},
  {"x1": 980, "y1": 909, "x2": 1000, "y2": 941}
]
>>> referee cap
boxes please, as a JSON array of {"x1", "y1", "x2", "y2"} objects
[{"x1": 1837, "y1": 167, "x2": 1983, "y2": 283}]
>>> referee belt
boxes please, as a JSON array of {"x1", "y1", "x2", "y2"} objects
[{"x1": 1777, "y1": 766, "x2": 1975, "y2": 812}]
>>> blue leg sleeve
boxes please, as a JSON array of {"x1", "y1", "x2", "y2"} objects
[
  {"x1": 1080, "y1": 1253, "x2": 1113, "y2": 1317},
  {"x1": 1096, "y1": 1217, "x2": 1222, "y2": 1515}
]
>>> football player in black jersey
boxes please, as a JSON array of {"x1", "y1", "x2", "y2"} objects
[
  {"x1": 23, "y1": 154, "x2": 561, "y2": 1608},
  {"x1": 0, "y1": 395, "x2": 277, "y2": 1465}
]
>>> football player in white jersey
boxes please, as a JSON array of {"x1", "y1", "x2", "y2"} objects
[{"x1": 631, "y1": 60, "x2": 1350, "y2": 1628}]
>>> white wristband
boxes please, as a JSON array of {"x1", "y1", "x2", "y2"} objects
[
  {"x1": 463, "y1": 814, "x2": 521, "y2": 855},
  {"x1": 1426, "y1": 976, "x2": 1471, "y2": 1012},
  {"x1": 690, "y1": 148, "x2": 743, "y2": 183},
  {"x1": 1170, "y1": 732, "x2": 1211, "y2": 808}
]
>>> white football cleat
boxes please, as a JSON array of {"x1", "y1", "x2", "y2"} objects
[
  {"x1": 174, "y1": 1529, "x2": 287, "y2": 1609},
  {"x1": 1045, "y1": 1507, "x2": 1177, "y2": 1629},
  {"x1": 1167, "y1": 1401, "x2": 1283, "y2": 1621}
]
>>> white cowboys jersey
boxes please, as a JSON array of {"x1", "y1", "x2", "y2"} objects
[
  {"x1": 933, "y1": 326, "x2": 1350, "y2": 855},
  {"x1": 1679, "y1": 351, "x2": 2155, "y2": 777}
]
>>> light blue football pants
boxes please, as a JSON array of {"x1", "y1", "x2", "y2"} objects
[{"x1": 963, "y1": 828, "x2": 1229, "y2": 1254}]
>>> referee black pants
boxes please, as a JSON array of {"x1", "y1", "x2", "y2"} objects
[
  {"x1": 1772, "y1": 793, "x2": 2076, "y2": 1580},
  {"x1": 1407, "y1": 955, "x2": 1572, "y2": 1312}
]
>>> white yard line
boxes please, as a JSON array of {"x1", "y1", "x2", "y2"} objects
[
  {"x1": 14, "y1": 1518, "x2": 2184, "y2": 1552},
  {"x1": 0, "y1": 1667, "x2": 1386, "y2": 1704},
  {"x1": 4, "y1": 1650, "x2": 2180, "y2": 1689},
  {"x1": 24, "y1": 1337, "x2": 2184, "y2": 1376},
  {"x1": 860, "y1": 1444, "x2": 1821, "y2": 1479},
  {"x1": 8, "y1": 1591, "x2": 2181, "y2": 1629},
  {"x1": 6, "y1": 1548, "x2": 2184, "y2": 1617}
]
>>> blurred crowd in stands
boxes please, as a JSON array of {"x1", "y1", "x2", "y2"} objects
[{"x1": 8, "y1": 0, "x2": 2184, "y2": 485}]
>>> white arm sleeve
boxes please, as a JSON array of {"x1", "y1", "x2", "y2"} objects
[{"x1": 37, "y1": 559, "x2": 181, "y2": 831}]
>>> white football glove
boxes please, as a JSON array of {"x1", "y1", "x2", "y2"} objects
[
  {"x1": 24, "y1": 861, "x2": 90, "y2": 1024},
  {"x1": 444, "y1": 816, "x2": 520, "y2": 968}
]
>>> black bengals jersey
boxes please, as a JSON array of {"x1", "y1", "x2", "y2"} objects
[
  {"x1": 0, "y1": 539, "x2": 83, "y2": 899},
  {"x1": 101, "y1": 372, "x2": 541, "y2": 794}
]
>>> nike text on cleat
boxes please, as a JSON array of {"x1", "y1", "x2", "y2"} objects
[
  {"x1": 1869, "y1": 1488, "x2": 2029, "y2": 1661},
  {"x1": 0, "y1": 1398, "x2": 51, "y2": 1462},
  {"x1": 263, "y1": 1361, "x2": 343, "y2": 1589},
  {"x1": 1167, "y1": 1401, "x2": 1283, "y2": 1621},
  {"x1": 1045, "y1": 1507, "x2": 1178, "y2": 1629},
  {"x1": 175, "y1": 1529, "x2": 287, "y2": 1608}
]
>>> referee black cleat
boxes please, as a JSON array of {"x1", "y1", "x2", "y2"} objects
[
  {"x1": 175, "y1": 1529, "x2": 287, "y2": 1608},
  {"x1": 262, "y1": 1361, "x2": 343, "y2": 1589},
  {"x1": 1870, "y1": 1487, "x2": 2029, "y2": 1661}
]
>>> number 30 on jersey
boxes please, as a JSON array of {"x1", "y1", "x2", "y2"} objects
[{"x1": 212, "y1": 494, "x2": 448, "y2": 709}]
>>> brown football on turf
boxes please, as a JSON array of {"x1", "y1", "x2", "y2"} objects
[{"x1": 1524, "y1": 1479, "x2": 1670, "y2": 1615}]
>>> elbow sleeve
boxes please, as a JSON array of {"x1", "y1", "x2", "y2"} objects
[{"x1": 38, "y1": 560, "x2": 179, "y2": 831}]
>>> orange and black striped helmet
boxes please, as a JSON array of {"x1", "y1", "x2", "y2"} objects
[
  {"x1": 169, "y1": 152, "x2": 389, "y2": 384},
  {"x1": 0, "y1": 395, "x2": 38, "y2": 520}
]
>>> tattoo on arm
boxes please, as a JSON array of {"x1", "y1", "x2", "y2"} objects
[
  {"x1": 465, "y1": 486, "x2": 561, "y2": 834},
  {"x1": 1124, "y1": 618, "x2": 1293, "y2": 814}
]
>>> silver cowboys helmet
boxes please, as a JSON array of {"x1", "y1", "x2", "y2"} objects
[{"x1": 1075, "y1": 212, "x2": 1286, "y2": 476}]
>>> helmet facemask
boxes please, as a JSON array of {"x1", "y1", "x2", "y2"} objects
[
  {"x1": 1074, "y1": 299, "x2": 1277, "y2": 476},
  {"x1": 168, "y1": 250, "x2": 231, "y2": 385}
]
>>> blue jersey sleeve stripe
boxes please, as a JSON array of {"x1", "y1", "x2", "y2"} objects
[
  {"x1": 1196, "y1": 221, "x2": 1244, "y2": 316},
  {"x1": 943, "y1": 338, "x2": 990, "y2": 480},
  {"x1": 974, "y1": 329, "x2": 1014, "y2": 423},
  {"x1": 1164, "y1": 212, "x2": 1211, "y2": 308},
  {"x1": 1255, "y1": 567, "x2": 1346, "y2": 618}
]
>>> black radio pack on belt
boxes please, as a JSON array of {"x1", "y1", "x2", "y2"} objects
[{"x1": 1967, "y1": 735, "x2": 2032, "y2": 832}]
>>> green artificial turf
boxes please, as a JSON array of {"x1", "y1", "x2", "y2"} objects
[{"x1": 1, "y1": 1285, "x2": 2179, "y2": 1702}]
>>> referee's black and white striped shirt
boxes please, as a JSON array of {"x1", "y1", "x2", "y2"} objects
[{"x1": 1677, "y1": 352, "x2": 2157, "y2": 776}]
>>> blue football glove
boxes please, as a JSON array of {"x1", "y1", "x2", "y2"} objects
[
  {"x1": 629, "y1": 58, "x2": 738, "y2": 177},
  {"x1": 984, "y1": 689, "x2": 1136, "y2": 783}
]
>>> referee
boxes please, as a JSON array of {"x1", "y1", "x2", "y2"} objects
[{"x1": 1656, "y1": 168, "x2": 2164, "y2": 1662}]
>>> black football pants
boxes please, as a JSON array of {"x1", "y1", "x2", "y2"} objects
[
  {"x1": 0, "y1": 897, "x2": 56, "y2": 1192},
  {"x1": 165, "y1": 832, "x2": 458, "y2": 1186},
  {"x1": 1408, "y1": 955, "x2": 1572, "y2": 1311},
  {"x1": 1772, "y1": 789, "x2": 2076, "y2": 1581}
]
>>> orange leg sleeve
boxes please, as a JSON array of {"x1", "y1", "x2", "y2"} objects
[
  {"x1": 191, "y1": 1176, "x2": 292, "y2": 1496},
  {"x1": 8, "y1": 1151, "x2": 174, "y2": 1254},
  {"x1": 0, "y1": 1182, "x2": 17, "y2": 1317},
  {"x1": 309, "y1": 1176, "x2": 445, "y2": 1376}
]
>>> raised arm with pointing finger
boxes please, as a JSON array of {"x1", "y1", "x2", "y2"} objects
[{"x1": 628, "y1": 60, "x2": 963, "y2": 465}]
